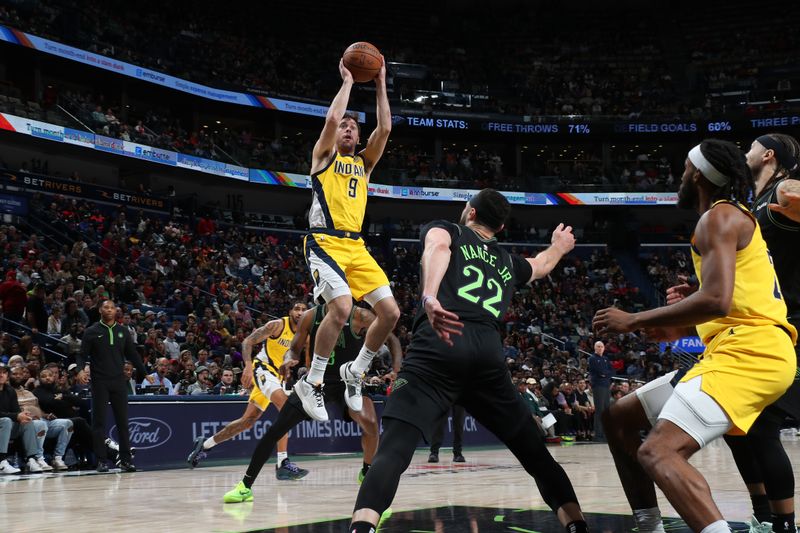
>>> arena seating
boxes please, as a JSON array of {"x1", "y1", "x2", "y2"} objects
[
  {"x1": 2, "y1": 187, "x2": 676, "y2": 430},
  {"x1": 2, "y1": 0, "x2": 798, "y2": 118}
]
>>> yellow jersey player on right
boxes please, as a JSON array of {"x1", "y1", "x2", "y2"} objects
[
  {"x1": 295, "y1": 56, "x2": 400, "y2": 422},
  {"x1": 594, "y1": 139, "x2": 797, "y2": 533}
]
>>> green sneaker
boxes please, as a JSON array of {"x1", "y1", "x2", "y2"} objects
[
  {"x1": 376, "y1": 507, "x2": 393, "y2": 532},
  {"x1": 357, "y1": 466, "x2": 368, "y2": 485},
  {"x1": 223, "y1": 481, "x2": 253, "y2": 504}
]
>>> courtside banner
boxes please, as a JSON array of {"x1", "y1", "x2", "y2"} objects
[
  {"x1": 558, "y1": 192, "x2": 678, "y2": 205},
  {"x1": 0, "y1": 24, "x2": 364, "y2": 122},
  {"x1": 659, "y1": 336, "x2": 706, "y2": 354},
  {"x1": 105, "y1": 397, "x2": 499, "y2": 469}
]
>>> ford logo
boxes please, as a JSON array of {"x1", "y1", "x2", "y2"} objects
[{"x1": 110, "y1": 417, "x2": 172, "y2": 450}]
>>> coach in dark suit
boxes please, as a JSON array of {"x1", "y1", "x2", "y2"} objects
[
  {"x1": 588, "y1": 340, "x2": 613, "y2": 441},
  {"x1": 77, "y1": 299, "x2": 150, "y2": 472}
]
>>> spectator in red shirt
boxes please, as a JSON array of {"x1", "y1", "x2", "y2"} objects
[
  {"x1": 0, "y1": 272, "x2": 27, "y2": 323},
  {"x1": 197, "y1": 217, "x2": 216, "y2": 237}
]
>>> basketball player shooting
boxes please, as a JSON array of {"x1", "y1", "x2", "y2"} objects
[{"x1": 294, "y1": 53, "x2": 400, "y2": 423}]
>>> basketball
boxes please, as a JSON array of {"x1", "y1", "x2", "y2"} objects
[{"x1": 342, "y1": 41, "x2": 382, "y2": 82}]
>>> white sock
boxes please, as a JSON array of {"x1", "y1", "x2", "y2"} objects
[
  {"x1": 203, "y1": 436, "x2": 217, "y2": 449},
  {"x1": 306, "y1": 354, "x2": 329, "y2": 383},
  {"x1": 633, "y1": 508, "x2": 665, "y2": 533},
  {"x1": 700, "y1": 520, "x2": 731, "y2": 533},
  {"x1": 277, "y1": 451, "x2": 288, "y2": 465},
  {"x1": 350, "y1": 346, "x2": 378, "y2": 376}
]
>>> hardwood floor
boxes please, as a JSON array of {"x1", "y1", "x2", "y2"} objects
[{"x1": 1, "y1": 434, "x2": 798, "y2": 532}]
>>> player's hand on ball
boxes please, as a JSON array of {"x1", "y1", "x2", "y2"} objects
[
  {"x1": 375, "y1": 54, "x2": 386, "y2": 84},
  {"x1": 339, "y1": 58, "x2": 354, "y2": 83},
  {"x1": 241, "y1": 365, "x2": 254, "y2": 389},
  {"x1": 551, "y1": 223, "x2": 575, "y2": 255},
  {"x1": 423, "y1": 297, "x2": 464, "y2": 347},
  {"x1": 592, "y1": 307, "x2": 636, "y2": 335}
]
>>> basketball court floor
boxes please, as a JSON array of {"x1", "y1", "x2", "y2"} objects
[{"x1": 1, "y1": 434, "x2": 798, "y2": 532}]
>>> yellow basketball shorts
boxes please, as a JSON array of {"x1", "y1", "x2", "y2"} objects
[
  {"x1": 248, "y1": 360, "x2": 283, "y2": 411},
  {"x1": 681, "y1": 324, "x2": 796, "y2": 434},
  {"x1": 303, "y1": 232, "x2": 391, "y2": 304}
]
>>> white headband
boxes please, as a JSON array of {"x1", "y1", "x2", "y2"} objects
[{"x1": 688, "y1": 144, "x2": 729, "y2": 187}]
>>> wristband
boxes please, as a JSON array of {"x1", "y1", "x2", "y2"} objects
[{"x1": 421, "y1": 295, "x2": 434, "y2": 308}]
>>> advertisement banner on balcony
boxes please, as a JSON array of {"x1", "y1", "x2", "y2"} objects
[
  {"x1": 0, "y1": 24, "x2": 364, "y2": 121},
  {"x1": 557, "y1": 192, "x2": 678, "y2": 205},
  {"x1": 0, "y1": 170, "x2": 170, "y2": 211}
]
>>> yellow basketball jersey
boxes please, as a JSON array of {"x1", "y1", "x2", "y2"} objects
[
  {"x1": 309, "y1": 152, "x2": 368, "y2": 233},
  {"x1": 691, "y1": 201, "x2": 798, "y2": 344},
  {"x1": 256, "y1": 316, "x2": 295, "y2": 377}
]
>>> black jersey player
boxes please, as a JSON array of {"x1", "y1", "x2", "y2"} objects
[
  {"x1": 348, "y1": 188, "x2": 589, "y2": 533},
  {"x1": 722, "y1": 133, "x2": 800, "y2": 533}
]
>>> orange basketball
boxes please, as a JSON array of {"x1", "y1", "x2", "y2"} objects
[{"x1": 342, "y1": 42, "x2": 382, "y2": 83}]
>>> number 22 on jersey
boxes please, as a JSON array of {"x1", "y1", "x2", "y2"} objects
[{"x1": 457, "y1": 265, "x2": 504, "y2": 317}]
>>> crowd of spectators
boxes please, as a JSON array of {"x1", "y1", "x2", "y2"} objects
[
  {"x1": 4, "y1": 77, "x2": 688, "y2": 193},
  {"x1": 56, "y1": 89, "x2": 314, "y2": 174},
  {"x1": 382, "y1": 144, "x2": 510, "y2": 190},
  {"x1": 683, "y1": 1, "x2": 800, "y2": 108},
  {"x1": 0, "y1": 185, "x2": 691, "y2": 470},
  {"x1": 642, "y1": 248, "x2": 693, "y2": 305},
  {"x1": 2, "y1": 0, "x2": 798, "y2": 120}
]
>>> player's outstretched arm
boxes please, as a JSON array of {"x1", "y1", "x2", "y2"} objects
[
  {"x1": 526, "y1": 223, "x2": 575, "y2": 282},
  {"x1": 593, "y1": 205, "x2": 744, "y2": 335},
  {"x1": 769, "y1": 178, "x2": 800, "y2": 223},
  {"x1": 240, "y1": 318, "x2": 284, "y2": 388},
  {"x1": 421, "y1": 227, "x2": 464, "y2": 346},
  {"x1": 360, "y1": 56, "x2": 390, "y2": 176},
  {"x1": 312, "y1": 60, "x2": 355, "y2": 169}
]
